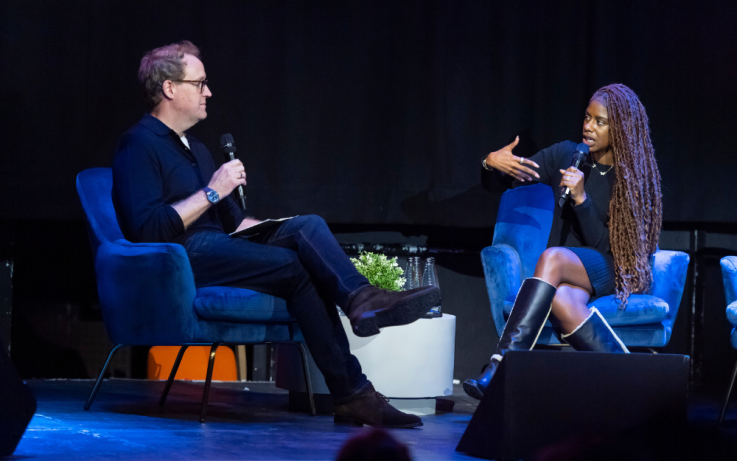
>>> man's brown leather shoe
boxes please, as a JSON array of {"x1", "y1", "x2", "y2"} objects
[
  {"x1": 334, "y1": 384, "x2": 423, "y2": 428},
  {"x1": 346, "y1": 286, "x2": 441, "y2": 337}
]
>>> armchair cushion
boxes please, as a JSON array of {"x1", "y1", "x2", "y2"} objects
[
  {"x1": 534, "y1": 324, "x2": 671, "y2": 348},
  {"x1": 588, "y1": 294, "x2": 669, "y2": 326},
  {"x1": 195, "y1": 287, "x2": 291, "y2": 323},
  {"x1": 612, "y1": 324, "x2": 671, "y2": 348}
]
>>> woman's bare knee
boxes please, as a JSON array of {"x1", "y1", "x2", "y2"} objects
[
  {"x1": 534, "y1": 248, "x2": 593, "y2": 294},
  {"x1": 534, "y1": 247, "x2": 573, "y2": 285}
]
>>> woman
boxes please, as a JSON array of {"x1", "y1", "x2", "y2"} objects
[{"x1": 464, "y1": 84, "x2": 662, "y2": 400}]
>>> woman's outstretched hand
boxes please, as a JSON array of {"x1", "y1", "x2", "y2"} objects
[
  {"x1": 559, "y1": 167, "x2": 587, "y2": 205},
  {"x1": 484, "y1": 136, "x2": 540, "y2": 182}
]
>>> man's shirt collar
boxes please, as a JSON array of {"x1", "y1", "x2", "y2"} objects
[
  {"x1": 138, "y1": 113, "x2": 196, "y2": 161},
  {"x1": 139, "y1": 113, "x2": 175, "y2": 137}
]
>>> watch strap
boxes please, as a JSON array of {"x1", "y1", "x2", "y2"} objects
[
  {"x1": 203, "y1": 187, "x2": 220, "y2": 204},
  {"x1": 482, "y1": 156, "x2": 494, "y2": 171}
]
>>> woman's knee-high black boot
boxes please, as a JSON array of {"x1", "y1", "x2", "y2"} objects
[
  {"x1": 561, "y1": 307, "x2": 629, "y2": 353},
  {"x1": 463, "y1": 277, "x2": 557, "y2": 400}
]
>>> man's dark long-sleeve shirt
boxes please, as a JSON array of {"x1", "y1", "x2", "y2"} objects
[
  {"x1": 482, "y1": 140, "x2": 614, "y2": 254},
  {"x1": 112, "y1": 114, "x2": 244, "y2": 244}
]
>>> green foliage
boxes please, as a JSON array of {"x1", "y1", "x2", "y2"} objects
[{"x1": 350, "y1": 251, "x2": 406, "y2": 292}]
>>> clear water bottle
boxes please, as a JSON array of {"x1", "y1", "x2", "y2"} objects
[
  {"x1": 414, "y1": 257, "x2": 423, "y2": 288},
  {"x1": 421, "y1": 257, "x2": 441, "y2": 316},
  {"x1": 404, "y1": 257, "x2": 416, "y2": 290},
  {"x1": 405, "y1": 257, "x2": 423, "y2": 290}
]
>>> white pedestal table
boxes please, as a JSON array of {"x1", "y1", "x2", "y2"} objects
[{"x1": 275, "y1": 313, "x2": 456, "y2": 416}]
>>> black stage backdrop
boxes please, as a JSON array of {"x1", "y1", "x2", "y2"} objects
[{"x1": 1, "y1": 0, "x2": 735, "y2": 227}]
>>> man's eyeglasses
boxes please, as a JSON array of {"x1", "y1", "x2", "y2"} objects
[{"x1": 173, "y1": 79, "x2": 209, "y2": 93}]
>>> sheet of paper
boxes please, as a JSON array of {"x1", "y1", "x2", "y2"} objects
[{"x1": 229, "y1": 216, "x2": 298, "y2": 238}]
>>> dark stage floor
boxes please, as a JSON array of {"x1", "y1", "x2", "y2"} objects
[{"x1": 10, "y1": 379, "x2": 737, "y2": 460}]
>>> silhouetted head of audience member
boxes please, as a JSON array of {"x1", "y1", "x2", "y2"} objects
[{"x1": 336, "y1": 428, "x2": 412, "y2": 461}]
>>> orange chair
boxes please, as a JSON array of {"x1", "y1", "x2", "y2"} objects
[{"x1": 148, "y1": 346, "x2": 238, "y2": 381}]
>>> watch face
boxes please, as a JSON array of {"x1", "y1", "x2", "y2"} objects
[{"x1": 206, "y1": 189, "x2": 220, "y2": 204}]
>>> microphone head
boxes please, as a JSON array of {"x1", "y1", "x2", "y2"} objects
[
  {"x1": 575, "y1": 143, "x2": 590, "y2": 155},
  {"x1": 573, "y1": 143, "x2": 589, "y2": 163},
  {"x1": 220, "y1": 133, "x2": 236, "y2": 154}
]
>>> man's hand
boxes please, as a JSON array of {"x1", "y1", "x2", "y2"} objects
[
  {"x1": 172, "y1": 160, "x2": 247, "y2": 230},
  {"x1": 209, "y1": 159, "x2": 246, "y2": 197},
  {"x1": 559, "y1": 167, "x2": 586, "y2": 205},
  {"x1": 484, "y1": 136, "x2": 540, "y2": 182}
]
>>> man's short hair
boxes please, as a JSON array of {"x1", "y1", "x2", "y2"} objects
[{"x1": 138, "y1": 40, "x2": 200, "y2": 107}]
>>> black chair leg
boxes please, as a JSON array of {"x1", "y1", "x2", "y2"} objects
[
  {"x1": 199, "y1": 343, "x2": 220, "y2": 423},
  {"x1": 159, "y1": 345, "x2": 189, "y2": 406},
  {"x1": 719, "y1": 358, "x2": 737, "y2": 424},
  {"x1": 295, "y1": 342, "x2": 316, "y2": 416},
  {"x1": 85, "y1": 344, "x2": 125, "y2": 411}
]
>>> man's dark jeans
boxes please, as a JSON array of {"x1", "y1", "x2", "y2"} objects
[{"x1": 184, "y1": 215, "x2": 370, "y2": 403}]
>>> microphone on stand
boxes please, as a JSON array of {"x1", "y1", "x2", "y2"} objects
[
  {"x1": 558, "y1": 143, "x2": 590, "y2": 208},
  {"x1": 220, "y1": 133, "x2": 247, "y2": 210}
]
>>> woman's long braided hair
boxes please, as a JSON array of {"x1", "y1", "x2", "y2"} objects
[{"x1": 591, "y1": 84, "x2": 662, "y2": 306}]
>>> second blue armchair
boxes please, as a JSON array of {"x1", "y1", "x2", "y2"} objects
[{"x1": 481, "y1": 183, "x2": 690, "y2": 348}]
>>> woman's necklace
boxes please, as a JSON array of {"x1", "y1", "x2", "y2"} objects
[{"x1": 591, "y1": 159, "x2": 615, "y2": 176}]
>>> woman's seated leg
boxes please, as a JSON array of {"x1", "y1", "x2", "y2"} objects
[
  {"x1": 533, "y1": 247, "x2": 593, "y2": 292},
  {"x1": 535, "y1": 248, "x2": 627, "y2": 352},
  {"x1": 463, "y1": 276, "x2": 557, "y2": 400},
  {"x1": 550, "y1": 283, "x2": 591, "y2": 334},
  {"x1": 464, "y1": 247, "x2": 598, "y2": 400}
]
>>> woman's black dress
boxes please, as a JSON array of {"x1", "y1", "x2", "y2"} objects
[{"x1": 482, "y1": 141, "x2": 616, "y2": 298}]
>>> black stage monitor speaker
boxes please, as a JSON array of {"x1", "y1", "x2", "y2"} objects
[
  {"x1": 456, "y1": 350, "x2": 689, "y2": 460},
  {"x1": 0, "y1": 336, "x2": 36, "y2": 457}
]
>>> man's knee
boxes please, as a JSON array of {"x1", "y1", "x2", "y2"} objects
[
  {"x1": 294, "y1": 214, "x2": 328, "y2": 230},
  {"x1": 306, "y1": 214, "x2": 327, "y2": 226}
]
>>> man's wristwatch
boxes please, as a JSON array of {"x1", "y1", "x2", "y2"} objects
[
  {"x1": 482, "y1": 156, "x2": 494, "y2": 171},
  {"x1": 203, "y1": 187, "x2": 220, "y2": 204}
]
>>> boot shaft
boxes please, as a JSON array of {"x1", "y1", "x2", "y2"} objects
[
  {"x1": 498, "y1": 277, "x2": 557, "y2": 353},
  {"x1": 562, "y1": 307, "x2": 629, "y2": 353}
]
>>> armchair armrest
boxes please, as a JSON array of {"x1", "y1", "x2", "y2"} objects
[
  {"x1": 480, "y1": 244, "x2": 523, "y2": 337},
  {"x1": 95, "y1": 240, "x2": 198, "y2": 345},
  {"x1": 649, "y1": 250, "x2": 690, "y2": 324}
]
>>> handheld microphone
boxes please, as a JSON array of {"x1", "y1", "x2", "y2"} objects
[
  {"x1": 220, "y1": 133, "x2": 247, "y2": 210},
  {"x1": 558, "y1": 143, "x2": 590, "y2": 208}
]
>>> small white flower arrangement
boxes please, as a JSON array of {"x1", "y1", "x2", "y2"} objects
[{"x1": 350, "y1": 251, "x2": 406, "y2": 292}]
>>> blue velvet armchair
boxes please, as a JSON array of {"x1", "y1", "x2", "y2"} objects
[
  {"x1": 719, "y1": 256, "x2": 737, "y2": 423},
  {"x1": 481, "y1": 183, "x2": 690, "y2": 348},
  {"x1": 76, "y1": 167, "x2": 315, "y2": 422}
]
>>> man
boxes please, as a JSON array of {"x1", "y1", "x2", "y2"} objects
[{"x1": 112, "y1": 41, "x2": 440, "y2": 428}]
